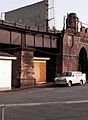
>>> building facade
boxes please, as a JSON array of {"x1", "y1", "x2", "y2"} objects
[
  {"x1": 0, "y1": 19, "x2": 59, "y2": 88},
  {"x1": 0, "y1": 12, "x2": 88, "y2": 89},
  {"x1": 5, "y1": 0, "x2": 48, "y2": 29},
  {"x1": 62, "y1": 13, "x2": 88, "y2": 80},
  {"x1": 0, "y1": 52, "x2": 16, "y2": 91}
]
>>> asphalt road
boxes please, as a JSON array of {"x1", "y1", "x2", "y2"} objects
[{"x1": 0, "y1": 83, "x2": 88, "y2": 120}]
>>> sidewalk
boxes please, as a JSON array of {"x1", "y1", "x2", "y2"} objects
[
  {"x1": 1, "y1": 82, "x2": 88, "y2": 93},
  {"x1": 36, "y1": 82, "x2": 56, "y2": 88},
  {"x1": 0, "y1": 82, "x2": 56, "y2": 92}
]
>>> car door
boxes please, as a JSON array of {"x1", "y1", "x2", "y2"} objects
[{"x1": 72, "y1": 73, "x2": 78, "y2": 84}]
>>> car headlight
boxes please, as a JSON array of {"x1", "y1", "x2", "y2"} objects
[{"x1": 54, "y1": 78, "x2": 57, "y2": 81}]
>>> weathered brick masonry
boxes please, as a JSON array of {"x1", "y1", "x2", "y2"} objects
[
  {"x1": 0, "y1": 19, "x2": 59, "y2": 88},
  {"x1": 20, "y1": 48, "x2": 34, "y2": 87},
  {"x1": 1, "y1": 11, "x2": 88, "y2": 89},
  {"x1": 62, "y1": 13, "x2": 88, "y2": 79}
]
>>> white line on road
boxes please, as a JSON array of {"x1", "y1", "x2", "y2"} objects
[
  {"x1": 0, "y1": 100, "x2": 88, "y2": 107},
  {"x1": 63, "y1": 100, "x2": 88, "y2": 104},
  {"x1": 39, "y1": 100, "x2": 88, "y2": 105}
]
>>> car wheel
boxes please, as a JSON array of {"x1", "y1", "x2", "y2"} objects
[
  {"x1": 80, "y1": 80, "x2": 83, "y2": 85},
  {"x1": 67, "y1": 81, "x2": 72, "y2": 87}
]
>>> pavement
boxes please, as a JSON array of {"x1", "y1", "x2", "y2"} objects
[
  {"x1": 1, "y1": 81, "x2": 88, "y2": 93},
  {"x1": 0, "y1": 82, "x2": 56, "y2": 93},
  {"x1": 36, "y1": 82, "x2": 56, "y2": 88},
  {"x1": 0, "y1": 82, "x2": 88, "y2": 120}
]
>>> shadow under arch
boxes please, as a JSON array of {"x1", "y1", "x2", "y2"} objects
[{"x1": 78, "y1": 47, "x2": 88, "y2": 79}]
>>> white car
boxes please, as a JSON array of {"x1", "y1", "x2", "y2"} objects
[{"x1": 54, "y1": 71, "x2": 86, "y2": 87}]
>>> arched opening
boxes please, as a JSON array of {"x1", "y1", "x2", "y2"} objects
[{"x1": 78, "y1": 47, "x2": 88, "y2": 78}]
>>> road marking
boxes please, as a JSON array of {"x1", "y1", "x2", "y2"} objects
[
  {"x1": 1, "y1": 100, "x2": 88, "y2": 108},
  {"x1": 39, "y1": 100, "x2": 88, "y2": 105},
  {"x1": 63, "y1": 100, "x2": 88, "y2": 104}
]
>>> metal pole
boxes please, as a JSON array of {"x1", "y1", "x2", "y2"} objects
[{"x1": 1, "y1": 106, "x2": 5, "y2": 120}]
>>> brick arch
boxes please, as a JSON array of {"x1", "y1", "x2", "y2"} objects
[
  {"x1": 79, "y1": 47, "x2": 87, "y2": 59},
  {"x1": 78, "y1": 47, "x2": 88, "y2": 76},
  {"x1": 77, "y1": 46, "x2": 88, "y2": 57}
]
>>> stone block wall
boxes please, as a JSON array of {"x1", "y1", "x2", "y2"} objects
[
  {"x1": 20, "y1": 48, "x2": 34, "y2": 87},
  {"x1": 12, "y1": 48, "x2": 34, "y2": 88}
]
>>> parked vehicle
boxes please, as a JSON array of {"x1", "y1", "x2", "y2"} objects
[{"x1": 54, "y1": 71, "x2": 86, "y2": 87}]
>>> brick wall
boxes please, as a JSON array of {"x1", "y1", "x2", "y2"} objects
[
  {"x1": 20, "y1": 48, "x2": 34, "y2": 87},
  {"x1": 62, "y1": 28, "x2": 88, "y2": 74},
  {"x1": 5, "y1": 1, "x2": 47, "y2": 28},
  {"x1": 12, "y1": 48, "x2": 34, "y2": 88}
]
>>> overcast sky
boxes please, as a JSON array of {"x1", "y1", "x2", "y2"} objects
[{"x1": 0, "y1": 0, "x2": 88, "y2": 30}]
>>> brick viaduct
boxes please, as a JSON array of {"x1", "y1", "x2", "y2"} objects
[{"x1": 0, "y1": 13, "x2": 88, "y2": 88}]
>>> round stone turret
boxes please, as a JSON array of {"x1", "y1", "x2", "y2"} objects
[{"x1": 66, "y1": 13, "x2": 79, "y2": 31}]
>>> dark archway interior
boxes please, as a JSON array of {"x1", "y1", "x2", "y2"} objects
[{"x1": 79, "y1": 47, "x2": 88, "y2": 79}]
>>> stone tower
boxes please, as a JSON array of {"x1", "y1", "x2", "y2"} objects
[{"x1": 66, "y1": 13, "x2": 79, "y2": 31}]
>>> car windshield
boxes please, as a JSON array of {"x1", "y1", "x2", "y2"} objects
[{"x1": 62, "y1": 72, "x2": 72, "y2": 76}]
